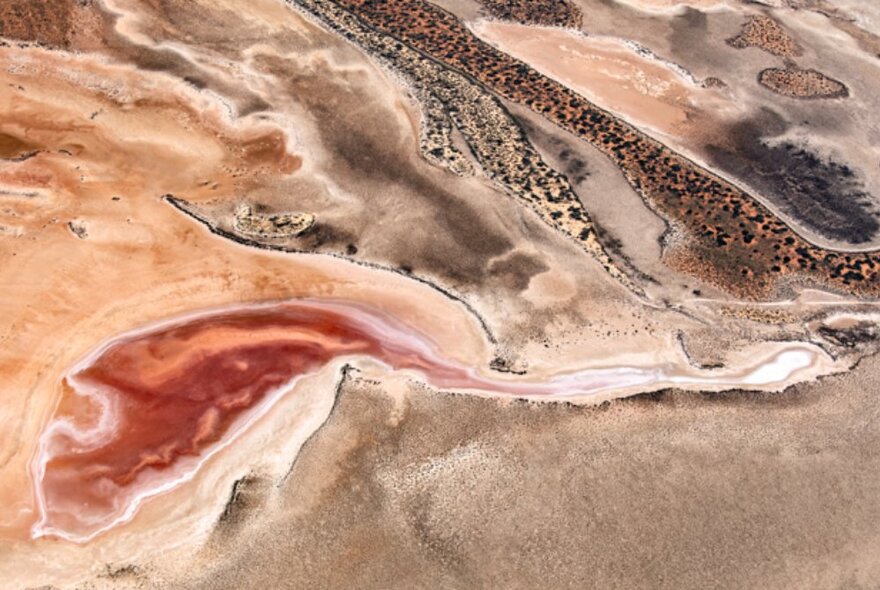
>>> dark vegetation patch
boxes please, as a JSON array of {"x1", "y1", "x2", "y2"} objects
[
  {"x1": 624, "y1": 385, "x2": 818, "y2": 410},
  {"x1": 474, "y1": 0, "x2": 582, "y2": 28},
  {"x1": 291, "y1": 220, "x2": 358, "y2": 251},
  {"x1": 758, "y1": 67, "x2": 849, "y2": 99},
  {"x1": 557, "y1": 148, "x2": 590, "y2": 184},
  {"x1": 514, "y1": 114, "x2": 591, "y2": 184},
  {"x1": 488, "y1": 251, "x2": 550, "y2": 291},
  {"x1": 310, "y1": 0, "x2": 880, "y2": 297},
  {"x1": 707, "y1": 117, "x2": 878, "y2": 244},
  {"x1": 817, "y1": 322, "x2": 880, "y2": 349},
  {"x1": 726, "y1": 14, "x2": 802, "y2": 57}
]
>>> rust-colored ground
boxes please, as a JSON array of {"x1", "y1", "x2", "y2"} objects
[{"x1": 0, "y1": 0, "x2": 104, "y2": 49}]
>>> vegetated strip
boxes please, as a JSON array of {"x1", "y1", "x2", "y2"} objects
[
  {"x1": 315, "y1": 0, "x2": 880, "y2": 298},
  {"x1": 288, "y1": 0, "x2": 640, "y2": 294}
]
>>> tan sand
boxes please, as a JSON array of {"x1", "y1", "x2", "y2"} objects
[
  {"x1": 471, "y1": 21, "x2": 738, "y2": 142},
  {"x1": 595, "y1": 0, "x2": 731, "y2": 14}
]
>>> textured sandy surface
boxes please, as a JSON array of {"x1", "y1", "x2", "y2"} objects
[
  {"x1": 173, "y1": 353, "x2": 880, "y2": 590},
  {"x1": 2, "y1": 0, "x2": 880, "y2": 587}
]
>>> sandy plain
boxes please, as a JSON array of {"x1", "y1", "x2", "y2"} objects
[
  {"x1": 2, "y1": 0, "x2": 880, "y2": 588},
  {"x1": 177, "y1": 352, "x2": 880, "y2": 590}
]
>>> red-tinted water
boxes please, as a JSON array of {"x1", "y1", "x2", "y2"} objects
[
  {"x1": 30, "y1": 299, "x2": 818, "y2": 541},
  {"x1": 32, "y1": 301, "x2": 479, "y2": 541}
]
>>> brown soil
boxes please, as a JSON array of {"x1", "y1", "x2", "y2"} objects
[{"x1": 0, "y1": 0, "x2": 103, "y2": 49}]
